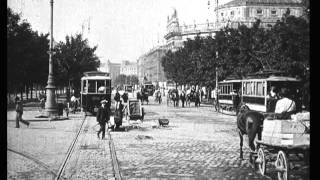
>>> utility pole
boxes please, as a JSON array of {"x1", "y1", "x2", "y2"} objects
[
  {"x1": 45, "y1": 0, "x2": 58, "y2": 117},
  {"x1": 215, "y1": 51, "x2": 219, "y2": 112}
]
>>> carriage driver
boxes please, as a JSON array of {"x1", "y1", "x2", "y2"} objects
[{"x1": 274, "y1": 87, "x2": 296, "y2": 118}]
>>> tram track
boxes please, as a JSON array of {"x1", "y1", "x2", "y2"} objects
[
  {"x1": 107, "y1": 129, "x2": 122, "y2": 180},
  {"x1": 54, "y1": 114, "x2": 87, "y2": 180},
  {"x1": 54, "y1": 113, "x2": 122, "y2": 180},
  {"x1": 7, "y1": 147, "x2": 59, "y2": 177}
]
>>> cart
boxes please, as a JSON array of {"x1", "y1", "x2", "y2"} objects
[
  {"x1": 252, "y1": 138, "x2": 309, "y2": 180},
  {"x1": 127, "y1": 100, "x2": 144, "y2": 121}
]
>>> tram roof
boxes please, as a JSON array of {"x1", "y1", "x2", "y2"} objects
[
  {"x1": 219, "y1": 79, "x2": 242, "y2": 83},
  {"x1": 242, "y1": 76, "x2": 301, "y2": 82},
  {"x1": 83, "y1": 71, "x2": 110, "y2": 77},
  {"x1": 81, "y1": 76, "x2": 111, "y2": 80}
]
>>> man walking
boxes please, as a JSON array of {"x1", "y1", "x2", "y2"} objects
[
  {"x1": 114, "y1": 90, "x2": 121, "y2": 110},
  {"x1": 15, "y1": 97, "x2": 30, "y2": 128},
  {"x1": 180, "y1": 90, "x2": 186, "y2": 107},
  {"x1": 96, "y1": 100, "x2": 110, "y2": 139}
]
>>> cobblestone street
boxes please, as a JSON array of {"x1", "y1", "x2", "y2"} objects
[
  {"x1": 7, "y1": 96, "x2": 309, "y2": 179},
  {"x1": 111, "y1": 96, "x2": 309, "y2": 180}
]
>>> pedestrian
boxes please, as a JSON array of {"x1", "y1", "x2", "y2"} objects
[
  {"x1": 64, "y1": 101, "x2": 69, "y2": 118},
  {"x1": 180, "y1": 90, "x2": 186, "y2": 107},
  {"x1": 15, "y1": 97, "x2": 30, "y2": 128},
  {"x1": 232, "y1": 90, "x2": 240, "y2": 115},
  {"x1": 195, "y1": 91, "x2": 200, "y2": 107},
  {"x1": 115, "y1": 100, "x2": 124, "y2": 130},
  {"x1": 96, "y1": 100, "x2": 110, "y2": 139},
  {"x1": 122, "y1": 92, "x2": 128, "y2": 103},
  {"x1": 114, "y1": 90, "x2": 121, "y2": 110},
  {"x1": 266, "y1": 86, "x2": 279, "y2": 113}
]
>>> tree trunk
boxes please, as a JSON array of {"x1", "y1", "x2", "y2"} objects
[
  {"x1": 20, "y1": 90, "x2": 23, "y2": 101},
  {"x1": 31, "y1": 84, "x2": 33, "y2": 99},
  {"x1": 35, "y1": 84, "x2": 38, "y2": 99}
]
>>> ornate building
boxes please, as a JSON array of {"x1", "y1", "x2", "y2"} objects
[
  {"x1": 120, "y1": 60, "x2": 137, "y2": 76},
  {"x1": 212, "y1": 0, "x2": 304, "y2": 29},
  {"x1": 164, "y1": 8, "x2": 216, "y2": 51}
]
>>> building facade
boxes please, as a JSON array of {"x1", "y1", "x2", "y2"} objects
[
  {"x1": 102, "y1": 60, "x2": 121, "y2": 85},
  {"x1": 165, "y1": 1, "x2": 304, "y2": 51},
  {"x1": 120, "y1": 60, "x2": 138, "y2": 76},
  {"x1": 137, "y1": 45, "x2": 167, "y2": 86},
  {"x1": 213, "y1": 0, "x2": 304, "y2": 29},
  {"x1": 164, "y1": 8, "x2": 216, "y2": 51}
]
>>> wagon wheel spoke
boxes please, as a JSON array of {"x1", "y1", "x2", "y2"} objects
[
  {"x1": 257, "y1": 148, "x2": 266, "y2": 176},
  {"x1": 276, "y1": 150, "x2": 289, "y2": 180}
]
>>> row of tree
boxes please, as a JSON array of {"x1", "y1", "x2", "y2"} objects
[
  {"x1": 114, "y1": 74, "x2": 139, "y2": 89},
  {"x1": 161, "y1": 11, "x2": 309, "y2": 89},
  {"x1": 7, "y1": 8, "x2": 100, "y2": 101}
]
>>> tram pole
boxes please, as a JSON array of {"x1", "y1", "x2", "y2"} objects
[
  {"x1": 215, "y1": 66, "x2": 219, "y2": 112},
  {"x1": 45, "y1": 0, "x2": 58, "y2": 117},
  {"x1": 215, "y1": 51, "x2": 219, "y2": 112}
]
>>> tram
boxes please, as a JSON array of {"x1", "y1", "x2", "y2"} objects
[
  {"x1": 217, "y1": 70, "x2": 302, "y2": 115},
  {"x1": 217, "y1": 78, "x2": 242, "y2": 115},
  {"x1": 241, "y1": 71, "x2": 302, "y2": 113},
  {"x1": 80, "y1": 71, "x2": 111, "y2": 115},
  {"x1": 142, "y1": 82, "x2": 155, "y2": 96}
]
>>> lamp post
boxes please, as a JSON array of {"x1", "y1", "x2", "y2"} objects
[
  {"x1": 215, "y1": 51, "x2": 219, "y2": 112},
  {"x1": 45, "y1": 0, "x2": 58, "y2": 116}
]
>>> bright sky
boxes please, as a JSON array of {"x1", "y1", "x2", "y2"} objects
[{"x1": 8, "y1": 0, "x2": 231, "y2": 64}]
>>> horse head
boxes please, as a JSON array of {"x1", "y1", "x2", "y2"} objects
[{"x1": 238, "y1": 104, "x2": 250, "y2": 114}]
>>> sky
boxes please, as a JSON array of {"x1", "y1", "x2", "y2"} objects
[{"x1": 8, "y1": 0, "x2": 231, "y2": 64}]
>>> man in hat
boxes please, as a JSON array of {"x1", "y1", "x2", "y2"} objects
[
  {"x1": 275, "y1": 87, "x2": 296, "y2": 117},
  {"x1": 96, "y1": 99, "x2": 110, "y2": 139},
  {"x1": 15, "y1": 96, "x2": 30, "y2": 128}
]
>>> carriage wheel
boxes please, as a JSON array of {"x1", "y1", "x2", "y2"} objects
[
  {"x1": 257, "y1": 148, "x2": 266, "y2": 176},
  {"x1": 276, "y1": 150, "x2": 289, "y2": 180}
]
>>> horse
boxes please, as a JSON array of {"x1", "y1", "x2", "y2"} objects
[
  {"x1": 155, "y1": 90, "x2": 162, "y2": 104},
  {"x1": 186, "y1": 91, "x2": 196, "y2": 107},
  {"x1": 237, "y1": 104, "x2": 265, "y2": 160},
  {"x1": 166, "y1": 89, "x2": 176, "y2": 106},
  {"x1": 141, "y1": 91, "x2": 149, "y2": 105}
]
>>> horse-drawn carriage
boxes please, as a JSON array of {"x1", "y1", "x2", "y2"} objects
[
  {"x1": 237, "y1": 104, "x2": 310, "y2": 180},
  {"x1": 252, "y1": 115, "x2": 309, "y2": 180},
  {"x1": 126, "y1": 99, "x2": 144, "y2": 121}
]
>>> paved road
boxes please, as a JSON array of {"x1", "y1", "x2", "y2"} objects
[
  {"x1": 112, "y1": 96, "x2": 309, "y2": 180},
  {"x1": 7, "y1": 96, "x2": 309, "y2": 179}
]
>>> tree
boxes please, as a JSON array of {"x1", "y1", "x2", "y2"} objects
[
  {"x1": 53, "y1": 34, "x2": 100, "y2": 97},
  {"x1": 114, "y1": 74, "x2": 127, "y2": 88},
  {"x1": 7, "y1": 8, "x2": 50, "y2": 99},
  {"x1": 162, "y1": 13, "x2": 309, "y2": 89},
  {"x1": 114, "y1": 74, "x2": 139, "y2": 89}
]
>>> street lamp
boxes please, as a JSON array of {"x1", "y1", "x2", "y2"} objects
[{"x1": 45, "y1": 0, "x2": 58, "y2": 116}]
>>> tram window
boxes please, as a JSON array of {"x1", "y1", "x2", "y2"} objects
[
  {"x1": 105, "y1": 80, "x2": 111, "y2": 93},
  {"x1": 88, "y1": 80, "x2": 96, "y2": 93},
  {"x1": 256, "y1": 82, "x2": 263, "y2": 96},
  {"x1": 83, "y1": 81, "x2": 87, "y2": 93},
  {"x1": 97, "y1": 80, "x2": 106, "y2": 93},
  {"x1": 245, "y1": 82, "x2": 251, "y2": 95}
]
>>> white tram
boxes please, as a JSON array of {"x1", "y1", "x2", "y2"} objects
[
  {"x1": 80, "y1": 71, "x2": 111, "y2": 115},
  {"x1": 217, "y1": 71, "x2": 302, "y2": 115}
]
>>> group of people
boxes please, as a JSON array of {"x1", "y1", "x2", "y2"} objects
[{"x1": 167, "y1": 88, "x2": 203, "y2": 107}]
